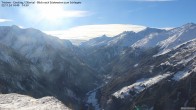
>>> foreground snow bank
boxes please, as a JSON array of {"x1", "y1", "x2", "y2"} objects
[{"x1": 0, "y1": 93, "x2": 71, "y2": 110}]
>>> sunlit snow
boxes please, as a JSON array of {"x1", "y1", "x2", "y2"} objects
[{"x1": 113, "y1": 74, "x2": 171, "y2": 98}]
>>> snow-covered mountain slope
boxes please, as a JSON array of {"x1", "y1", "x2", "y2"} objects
[
  {"x1": 80, "y1": 35, "x2": 112, "y2": 48},
  {"x1": 0, "y1": 25, "x2": 102, "y2": 109},
  {"x1": 113, "y1": 73, "x2": 171, "y2": 99},
  {"x1": 0, "y1": 25, "x2": 101, "y2": 87},
  {"x1": 0, "y1": 43, "x2": 54, "y2": 100},
  {"x1": 0, "y1": 25, "x2": 72, "y2": 63},
  {"x1": 157, "y1": 23, "x2": 196, "y2": 55},
  {"x1": 98, "y1": 39, "x2": 196, "y2": 110},
  {"x1": 0, "y1": 43, "x2": 18, "y2": 66},
  {"x1": 0, "y1": 93, "x2": 71, "y2": 110},
  {"x1": 78, "y1": 27, "x2": 165, "y2": 72},
  {"x1": 78, "y1": 23, "x2": 196, "y2": 77},
  {"x1": 131, "y1": 23, "x2": 196, "y2": 55},
  {"x1": 107, "y1": 28, "x2": 164, "y2": 47},
  {"x1": 81, "y1": 27, "x2": 164, "y2": 49}
]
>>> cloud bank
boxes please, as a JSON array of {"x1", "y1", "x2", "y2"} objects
[
  {"x1": 45, "y1": 24, "x2": 147, "y2": 40},
  {"x1": 0, "y1": 19, "x2": 12, "y2": 22}
]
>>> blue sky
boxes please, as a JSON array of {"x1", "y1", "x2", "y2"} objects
[{"x1": 0, "y1": 0, "x2": 196, "y2": 39}]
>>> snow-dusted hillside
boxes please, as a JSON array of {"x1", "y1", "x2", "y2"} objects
[
  {"x1": 131, "y1": 23, "x2": 196, "y2": 55},
  {"x1": 107, "y1": 28, "x2": 164, "y2": 48},
  {"x1": 99, "y1": 38, "x2": 196, "y2": 110},
  {"x1": 80, "y1": 35, "x2": 112, "y2": 48},
  {"x1": 78, "y1": 27, "x2": 165, "y2": 72},
  {"x1": 0, "y1": 25, "x2": 73, "y2": 71},
  {"x1": 78, "y1": 23, "x2": 196, "y2": 76},
  {"x1": 81, "y1": 23, "x2": 195, "y2": 52},
  {"x1": 157, "y1": 23, "x2": 196, "y2": 55},
  {"x1": 81, "y1": 27, "x2": 164, "y2": 49},
  {"x1": 0, "y1": 25, "x2": 102, "y2": 110},
  {"x1": 113, "y1": 73, "x2": 171, "y2": 99}
]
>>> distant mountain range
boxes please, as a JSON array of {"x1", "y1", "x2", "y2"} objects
[{"x1": 0, "y1": 23, "x2": 195, "y2": 110}]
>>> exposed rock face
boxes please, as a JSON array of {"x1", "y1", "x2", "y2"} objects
[{"x1": 0, "y1": 93, "x2": 71, "y2": 110}]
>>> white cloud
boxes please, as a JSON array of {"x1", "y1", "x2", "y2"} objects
[
  {"x1": 44, "y1": 24, "x2": 147, "y2": 40},
  {"x1": 159, "y1": 27, "x2": 174, "y2": 30},
  {"x1": 0, "y1": 19, "x2": 12, "y2": 22}
]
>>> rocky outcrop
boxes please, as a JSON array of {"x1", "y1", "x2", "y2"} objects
[{"x1": 0, "y1": 93, "x2": 71, "y2": 110}]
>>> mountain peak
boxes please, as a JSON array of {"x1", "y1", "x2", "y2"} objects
[
  {"x1": 80, "y1": 34, "x2": 112, "y2": 47},
  {"x1": 100, "y1": 34, "x2": 108, "y2": 38},
  {"x1": 11, "y1": 25, "x2": 21, "y2": 29},
  {"x1": 182, "y1": 22, "x2": 196, "y2": 28},
  {"x1": 89, "y1": 35, "x2": 110, "y2": 41},
  {"x1": 139, "y1": 27, "x2": 165, "y2": 33}
]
